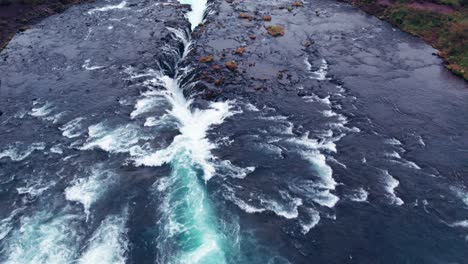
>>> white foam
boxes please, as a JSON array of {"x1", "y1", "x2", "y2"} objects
[
  {"x1": 285, "y1": 132, "x2": 339, "y2": 208},
  {"x1": 60, "y1": 117, "x2": 85, "y2": 138},
  {"x1": 44, "y1": 111, "x2": 66, "y2": 124},
  {"x1": 309, "y1": 59, "x2": 330, "y2": 81},
  {"x1": 300, "y1": 208, "x2": 320, "y2": 234},
  {"x1": 177, "y1": 0, "x2": 209, "y2": 30},
  {"x1": 14, "y1": 110, "x2": 27, "y2": 119},
  {"x1": 303, "y1": 94, "x2": 331, "y2": 105},
  {"x1": 130, "y1": 94, "x2": 165, "y2": 119},
  {"x1": 349, "y1": 188, "x2": 369, "y2": 202},
  {"x1": 65, "y1": 167, "x2": 116, "y2": 220},
  {"x1": 78, "y1": 214, "x2": 128, "y2": 264},
  {"x1": 29, "y1": 102, "x2": 54, "y2": 117},
  {"x1": 50, "y1": 145, "x2": 63, "y2": 154},
  {"x1": 385, "y1": 151, "x2": 402, "y2": 159},
  {"x1": 290, "y1": 179, "x2": 340, "y2": 208},
  {"x1": 133, "y1": 74, "x2": 234, "y2": 181},
  {"x1": 216, "y1": 160, "x2": 255, "y2": 179},
  {"x1": 16, "y1": 180, "x2": 54, "y2": 197},
  {"x1": 259, "y1": 191, "x2": 303, "y2": 219},
  {"x1": 4, "y1": 211, "x2": 80, "y2": 264},
  {"x1": 167, "y1": 27, "x2": 192, "y2": 58},
  {"x1": 450, "y1": 220, "x2": 468, "y2": 228},
  {"x1": 0, "y1": 209, "x2": 22, "y2": 241},
  {"x1": 384, "y1": 138, "x2": 402, "y2": 145},
  {"x1": 229, "y1": 196, "x2": 266, "y2": 214},
  {"x1": 381, "y1": 170, "x2": 404, "y2": 206},
  {"x1": 245, "y1": 103, "x2": 260, "y2": 112},
  {"x1": 82, "y1": 59, "x2": 104, "y2": 71},
  {"x1": 328, "y1": 157, "x2": 347, "y2": 169},
  {"x1": 416, "y1": 135, "x2": 426, "y2": 147},
  {"x1": 451, "y1": 186, "x2": 468, "y2": 207},
  {"x1": 288, "y1": 135, "x2": 337, "y2": 188},
  {"x1": 0, "y1": 142, "x2": 46, "y2": 161},
  {"x1": 400, "y1": 160, "x2": 421, "y2": 170},
  {"x1": 81, "y1": 123, "x2": 147, "y2": 154},
  {"x1": 87, "y1": 1, "x2": 128, "y2": 14},
  {"x1": 227, "y1": 190, "x2": 303, "y2": 219}
]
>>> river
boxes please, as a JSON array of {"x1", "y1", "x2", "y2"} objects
[{"x1": 0, "y1": 0, "x2": 467, "y2": 263}]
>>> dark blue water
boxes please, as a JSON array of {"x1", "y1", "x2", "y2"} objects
[{"x1": 0, "y1": 0, "x2": 467, "y2": 263}]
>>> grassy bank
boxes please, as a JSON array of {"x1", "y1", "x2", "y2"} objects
[{"x1": 344, "y1": 0, "x2": 467, "y2": 80}]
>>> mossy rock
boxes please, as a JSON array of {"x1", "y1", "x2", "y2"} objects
[
  {"x1": 199, "y1": 55, "x2": 214, "y2": 63},
  {"x1": 265, "y1": 25, "x2": 285, "y2": 36}
]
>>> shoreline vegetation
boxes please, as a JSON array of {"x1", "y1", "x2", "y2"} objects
[
  {"x1": 0, "y1": 0, "x2": 93, "y2": 50},
  {"x1": 341, "y1": 0, "x2": 467, "y2": 80}
]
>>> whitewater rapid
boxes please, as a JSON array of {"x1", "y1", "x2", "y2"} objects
[{"x1": 128, "y1": 1, "x2": 232, "y2": 262}]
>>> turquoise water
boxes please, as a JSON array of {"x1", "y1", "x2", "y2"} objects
[{"x1": 158, "y1": 150, "x2": 227, "y2": 264}]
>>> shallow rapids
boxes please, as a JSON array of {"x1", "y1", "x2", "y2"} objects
[{"x1": 0, "y1": 0, "x2": 467, "y2": 263}]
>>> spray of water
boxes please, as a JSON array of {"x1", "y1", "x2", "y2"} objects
[{"x1": 132, "y1": 1, "x2": 232, "y2": 262}]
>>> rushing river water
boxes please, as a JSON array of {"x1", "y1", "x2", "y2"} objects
[{"x1": 0, "y1": 0, "x2": 467, "y2": 263}]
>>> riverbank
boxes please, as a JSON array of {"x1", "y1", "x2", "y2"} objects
[
  {"x1": 341, "y1": 0, "x2": 467, "y2": 80},
  {"x1": 0, "y1": 0, "x2": 93, "y2": 50}
]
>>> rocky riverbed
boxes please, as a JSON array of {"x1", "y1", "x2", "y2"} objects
[{"x1": 0, "y1": 0, "x2": 467, "y2": 263}]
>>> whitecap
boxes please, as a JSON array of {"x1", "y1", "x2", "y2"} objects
[
  {"x1": 450, "y1": 220, "x2": 468, "y2": 228},
  {"x1": 216, "y1": 160, "x2": 255, "y2": 179},
  {"x1": 87, "y1": 1, "x2": 128, "y2": 14},
  {"x1": 259, "y1": 191, "x2": 303, "y2": 219},
  {"x1": 451, "y1": 186, "x2": 468, "y2": 207},
  {"x1": 82, "y1": 59, "x2": 104, "y2": 71},
  {"x1": 130, "y1": 90, "x2": 167, "y2": 119},
  {"x1": 348, "y1": 188, "x2": 369, "y2": 202},
  {"x1": 50, "y1": 145, "x2": 63, "y2": 154},
  {"x1": 16, "y1": 180, "x2": 54, "y2": 198},
  {"x1": 3, "y1": 211, "x2": 81, "y2": 264},
  {"x1": 245, "y1": 103, "x2": 260, "y2": 112},
  {"x1": 300, "y1": 208, "x2": 320, "y2": 234},
  {"x1": 133, "y1": 75, "x2": 234, "y2": 181},
  {"x1": 384, "y1": 138, "x2": 402, "y2": 145},
  {"x1": 81, "y1": 123, "x2": 147, "y2": 154},
  {"x1": 29, "y1": 102, "x2": 54, "y2": 117},
  {"x1": 78, "y1": 214, "x2": 128, "y2": 264},
  {"x1": 381, "y1": 170, "x2": 404, "y2": 206},
  {"x1": 60, "y1": 117, "x2": 85, "y2": 138},
  {"x1": 0, "y1": 142, "x2": 46, "y2": 161},
  {"x1": 65, "y1": 167, "x2": 117, "y2": 220},
  {"x1": 224, "y1": 188, "x2": 302, "y2": 219},
  {"x1": 303, "y1": 94, "x2": 331, "y2": 105},
  {"x1": 309, "y1": 59, "x2": 330, "y2": 81}
]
